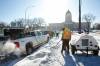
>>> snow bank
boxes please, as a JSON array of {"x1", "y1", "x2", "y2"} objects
[
  {"x1": 14, "y1": 37, "x2": 65, "y2": 66},
  {"x1": 1, "y1": 40, "x2": 21, "y2": 57},
  {"x1": 2, "y1": 40, "x2": 16, "y2": 55},
  {"x1": 13, "y1": 48, "x2": 21, "y2": 57}
]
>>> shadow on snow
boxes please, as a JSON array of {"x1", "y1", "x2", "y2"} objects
[{"x1": 64, "y1": 53, "x2": 100, "y2": 66}]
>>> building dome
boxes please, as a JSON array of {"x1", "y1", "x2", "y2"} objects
[
  {"x1": 66, "y1": 10, "x2": 71, "y2": 15},
  {"x1": 65, "y1": 10, "x2": 72, "y2": 23}
]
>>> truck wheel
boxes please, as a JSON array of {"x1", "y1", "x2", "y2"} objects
[
  {"x1": 26, "y1": 42, "x2": 33, "y2": 55},
  {"x1": 71, "y1": 45, "x2": 76, "y2": 54},
  {"x1": 93, "y1": 50, "x2": 99, "y2": 56}
]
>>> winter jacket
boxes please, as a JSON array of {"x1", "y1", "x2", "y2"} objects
[{"x1": 62, "y1": 27, "x2": 71, "y2": 40}]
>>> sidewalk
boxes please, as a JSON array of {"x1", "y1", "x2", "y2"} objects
[{"x1": 12, "y1": 33, "x2": 100, "y2": 66}]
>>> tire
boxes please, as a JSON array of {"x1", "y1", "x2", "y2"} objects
[
  {"x1": 26, "y1": 42, "x2": 33, "y2": 55},
  {"x1": 93, "y1": 50, "x2": 99, "y2": 56},
  {"x1": 71, "y1": 45, "x2": 76, "y2": 54}
]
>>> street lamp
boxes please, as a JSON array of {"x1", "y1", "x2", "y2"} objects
[{"x1": 25, "y1": 5, "x2": 35, "y2": 26}]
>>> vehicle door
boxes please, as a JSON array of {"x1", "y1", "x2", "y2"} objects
[
  {"x1": 30, "y1": 31, "x2": 38, "y2": 46},
  {"x1": 35, "y1": 31, "x2": 42, "y2": 44},
  {"x1": 39, "y1": 31, "x2": 45, "y2": 43},
  {"x1": 41, "y1": 31, "x2": 48, "y2": 42}
]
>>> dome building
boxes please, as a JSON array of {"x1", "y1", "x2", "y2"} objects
[
  {"x1": 48, "y1": 10, "x2": 88, "y2": 32},
  {"x1": 65, "y1": 10, "x2": 72, "y2": 22},
  {"x1": 64, "y1": 10, "x2": 76, "y2": 30}
]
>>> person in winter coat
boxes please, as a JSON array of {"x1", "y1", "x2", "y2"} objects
[{"x1": 61, "y1": 27, "x2": 71, "y2": 55}]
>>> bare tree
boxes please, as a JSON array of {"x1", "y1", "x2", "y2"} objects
[
  {"x1": 32, "y1": 17, "x2": 46, "y2": 30},
  {"x1": 37, "y1": 17, "x2": 45, "y2": 27},
  {"x1": 10, "y1": 18, "x2": 24, "y2": 28},
  {"x1": 0, "y1": 22, "x2": 6, "y2": 28},
  {"x1": 0, "y1": 22, "x2": 7, "y2": 33},
  {"x1": 10, "y1": 17, "x2": 46, "y2": 31},
  {"x1": 82, "y1": 13, "x2": 95, "y2": 33}
]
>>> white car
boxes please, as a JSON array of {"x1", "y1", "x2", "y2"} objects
[
  {"x1": 1, "y1": 28, "x2": 49, "y2": 56},
  {"x1": 70, "y1": 33, "x2": 99, "y2": 55}
]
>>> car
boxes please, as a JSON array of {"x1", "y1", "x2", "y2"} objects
[{"x1": 70, "y1": 33, "x2": 99, "y2": 55}]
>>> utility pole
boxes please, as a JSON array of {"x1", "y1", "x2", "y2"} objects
[
  {"x1": 79, "y1": 0, "x2": 81, "y2": 34},
  {"x1": 25, "y1": 5, "x2": 34, "y2": 27}
]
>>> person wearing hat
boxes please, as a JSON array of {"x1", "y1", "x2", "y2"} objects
[{"x1": 61, "y1": 27, "x2": 71, "y2": 55}]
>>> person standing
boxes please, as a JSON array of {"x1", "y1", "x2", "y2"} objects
[
  {"x1": 61, "y1": 27, "x2": 71, "y2": 55},
  {"x1": 56, "y1": 31, "x2": 59, "y2": 38}
]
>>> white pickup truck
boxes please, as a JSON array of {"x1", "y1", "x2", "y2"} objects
[{"x1": 1, "y1": 28, "x2": 49, "y2": 56}]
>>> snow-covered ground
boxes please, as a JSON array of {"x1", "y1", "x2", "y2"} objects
[
  {"x1": 1, "y1": 32, "x2": 100, "y2": 66},
  {"x1": 12, "y1": 33, "x2": 100, "y2": 66},
  {"x1": 13, "y1": 37, "x2": 64, "y2": 66}
]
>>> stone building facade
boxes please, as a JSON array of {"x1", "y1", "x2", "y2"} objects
[{"x1": 48, "y1": 10, "x2": 89, "y2": 31}]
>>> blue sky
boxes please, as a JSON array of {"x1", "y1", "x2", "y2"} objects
[{"x1": 0, "y1": 0, "x2": 100, "y2": 24}]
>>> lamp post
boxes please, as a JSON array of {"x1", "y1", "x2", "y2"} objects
[{"x1": 25, "y1": 5, "x2": 34, "y2": 26}]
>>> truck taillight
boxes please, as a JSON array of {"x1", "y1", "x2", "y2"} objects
[{"x1": 14, "y1": 42, "x2": 20, "y2": 48}]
